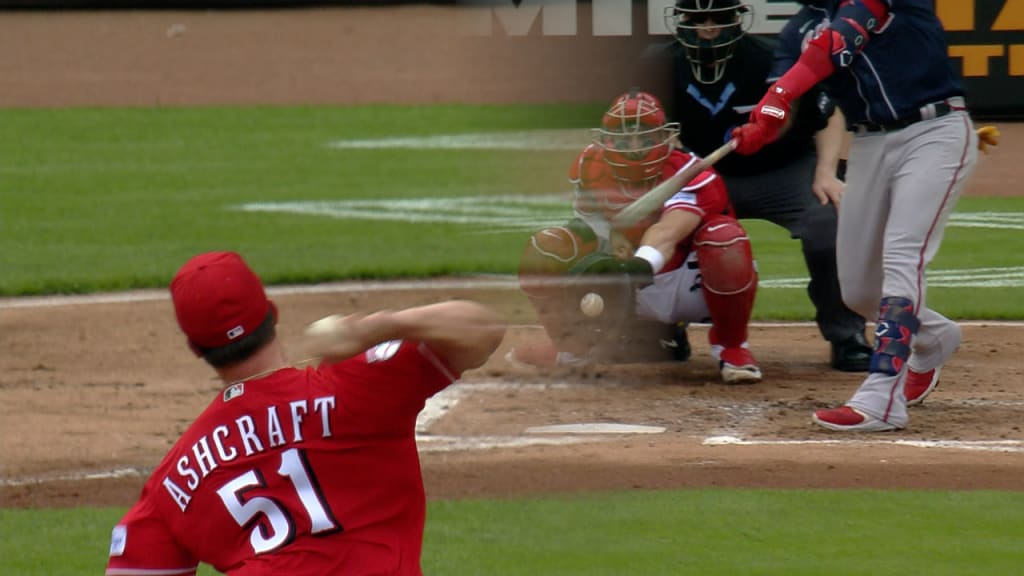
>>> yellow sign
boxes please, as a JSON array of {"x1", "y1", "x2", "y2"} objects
[{"x1": 936, "y1": 0, "x2": 1024, "y2": 77}]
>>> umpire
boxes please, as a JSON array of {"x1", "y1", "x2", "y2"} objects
[{"x1": 664, "y1": 0, "x2": 870, "y2": 371}]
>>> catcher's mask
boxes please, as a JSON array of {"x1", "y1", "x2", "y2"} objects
[
  {"x1": 592, "y1": 90, "x2": 680, "y2": 192},
  {"x1": 666, "y1": 0, "x2": 753, "y2": 84}
]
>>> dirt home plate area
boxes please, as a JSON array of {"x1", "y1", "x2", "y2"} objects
[{"x1": 1, "y1": 7, "x2": 1023, "y2": 509}]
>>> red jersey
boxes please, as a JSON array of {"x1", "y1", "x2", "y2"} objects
[
  {"x1": 106, "y1": 340, "x2": 457, "y2": 576},
  {"x1": 569, "y1": 145, "x2": 734, "y2": 271}
]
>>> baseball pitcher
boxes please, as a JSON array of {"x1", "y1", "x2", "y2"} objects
[{"x1": 105, "y1": 252, "x2": 506, "y2": 574}]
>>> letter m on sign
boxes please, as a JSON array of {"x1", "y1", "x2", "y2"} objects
[{"x1": 458, "y1": 0, "x2": 578, "y2": 36}]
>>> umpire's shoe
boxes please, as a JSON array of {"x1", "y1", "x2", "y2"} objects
[{"x1": 831, "y1": 332, "x2": 872, "y2": 372}]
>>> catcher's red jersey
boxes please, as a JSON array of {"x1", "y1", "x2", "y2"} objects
[
  {"x1": 106, "y1": 340, "x2": 456, "y2": 576},
  {"x1": 569, "y1": 145, "x2": 734, "y2": 269}
]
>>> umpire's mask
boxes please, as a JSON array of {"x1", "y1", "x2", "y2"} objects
[{"x1": 666, "y1": 0, "x2": 753, "y2": 84}]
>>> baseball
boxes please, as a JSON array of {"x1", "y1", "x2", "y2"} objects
[
  {"x1": 306, "y1": 314, "x2": 343, "y2": 337},
  {"x1": 580, "y1": 292, "x2": 604, "y2": 317}
]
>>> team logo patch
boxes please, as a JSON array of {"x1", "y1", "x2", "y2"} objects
[
  {"x1": 223, "y1": 382, "x2": 245, "y2": 402},
  {"x1": 109, "y1": 525, "x2": 127, "y2": 557},
  {"x1": 874, "y1": 321, "x2": 889, "y2": 339},
  {"x1": 670, "y1": 191, "x2": 698, "y2": 205}
]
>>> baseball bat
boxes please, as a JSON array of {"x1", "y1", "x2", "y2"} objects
[{"x1": 611, "y1": 139, "x2": 736, "y2": 229}]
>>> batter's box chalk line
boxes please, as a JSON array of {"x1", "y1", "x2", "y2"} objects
[
  {"x1": 703, "y1": 436, "x2": 1024, "y2": 453},
  {"x1": 0, "y1": 466, "x2": 147, "y2": 487},
  {"x1": 524, "y1": 423, "x2": 667, "y2": 434}
]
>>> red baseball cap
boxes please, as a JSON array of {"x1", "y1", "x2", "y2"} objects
[{"x1": 170, "y1": 252, "x2": 275, "y2": 351}]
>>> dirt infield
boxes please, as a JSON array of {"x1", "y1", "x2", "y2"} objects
[{"x1": 1, "y1": 7, "x2": 1023, "y2": 510}]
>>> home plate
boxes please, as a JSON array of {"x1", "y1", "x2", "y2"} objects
[{"x1": 525, "y1": 423, "x2": 667, "y2": 435}]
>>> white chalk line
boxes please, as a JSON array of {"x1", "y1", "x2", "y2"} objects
[
  {"x1": 5, "y1": 382, "x2": 1022, "y2": 487},
  {"x1": 0, "y1": 467, "x2": 147, "y2": 488},
  {"x1": 325, "y1": 129, "x2": 590, "y2": 151},
  {"x1": 234, "y1": 194, "x2": 1024, "y2": 238},
  {"x1": 6, "y1": 277, "x2": 1024, "y2": 322},
  {"x1": 705, "y1": 436, "x2": 1024, "y2": 453}
]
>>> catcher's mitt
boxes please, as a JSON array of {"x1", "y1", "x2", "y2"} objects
[{"x1": 565, "y1": 251, "x2": 654, "y2": 337}]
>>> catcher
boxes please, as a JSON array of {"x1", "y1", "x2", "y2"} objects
[{"x1": 507, "y1": 89, "x2": 761, "y2": 384}]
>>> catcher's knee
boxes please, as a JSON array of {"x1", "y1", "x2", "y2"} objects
[
  {"x1": 694, "y1": 216, "x2": 756, "y2": 295},
  {"x1": 518, "y1": 220, "x2": 597, "y2": 298}
]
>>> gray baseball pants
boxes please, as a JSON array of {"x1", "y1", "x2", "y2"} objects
[{"x1": 839, "y1": 111, "x2": 978, "y2": 427}]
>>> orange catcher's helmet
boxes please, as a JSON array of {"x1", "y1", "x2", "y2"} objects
[{"x1": 593, "y1": 90, "x2": 680, "y2": 190}]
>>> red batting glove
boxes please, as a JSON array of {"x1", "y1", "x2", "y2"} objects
[{"x1": 731, "y1": 83, "x2": 795, "y2": 155}]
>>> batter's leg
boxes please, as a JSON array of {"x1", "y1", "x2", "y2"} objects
[
  {"x1": 847, "y1": 114, "x2": 977, "y2": 426},
  {"x1": 885, "y1": 114, "x2": 977, "y2": 373},
  {"x1": 835, "y1": 137, "x2": 887, "y2": 321},
  {"x1": 909, "y1": 309, "x2": 961, "y2": 372},
  {"x1": 835, "y1": 133, "x2": 910, "y2": 426}
]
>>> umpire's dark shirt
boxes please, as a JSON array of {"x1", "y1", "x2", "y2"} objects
[{"x1": 670, "y1": 35, "x2": 829, "y2": 177}]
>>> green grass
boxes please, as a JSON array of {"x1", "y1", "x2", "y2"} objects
[
  {"x1": 3, "y1": 490, "x2": 1023, "y2": 575},
  {"x1": 742, "y1": 196, "x2": 1024, "y2": 320},
  {"x1": 2, "y1": 105, "x2": 1022, "y2": 318},
  {"x1": 0, "y1": 105, "x2": 598, "y2": 294}
]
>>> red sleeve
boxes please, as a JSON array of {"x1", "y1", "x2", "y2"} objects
[
  {"x1": 659, "y1": 152, "x2": 728, "y2": 218},
  {"x1": 106, "y1": 500, "x2": 198, "y2": 576},
  {"x1": 320, "y1": 340, "x2": 457, "y2": 432}
]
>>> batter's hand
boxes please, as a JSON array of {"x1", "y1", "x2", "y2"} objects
[
  {"x1": 813, "y1": 167, "x2": 845, "y2": 208},
  {"x1": 977, "y1": 125, "x2": 1000, "y2": 154},
  {"x1": 732, "y1": 84, "x2": 795, "y2": 155}
]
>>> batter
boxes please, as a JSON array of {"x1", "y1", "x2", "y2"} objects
[{"x1": 733, "y1": 0, "x2": 978, "y2": 431}]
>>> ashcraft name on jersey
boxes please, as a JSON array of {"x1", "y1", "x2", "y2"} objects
[{"x1": 162, "y1": 394, "x2": 339, "y2": 512}]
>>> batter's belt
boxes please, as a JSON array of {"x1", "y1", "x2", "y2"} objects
[{"x1": 852, "y1": 96, "x2": 967, "y2": 134}]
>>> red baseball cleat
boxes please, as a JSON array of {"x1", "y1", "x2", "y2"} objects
[
  {"x1": 904, "y1": 366, "x2": 941, "y2": 406},
  {"x1": 716, "y1": 346, "x2": 762, "y2": 384},
  {"x1": 811, "y1": 406, "x2": 901, "y2": 432}
]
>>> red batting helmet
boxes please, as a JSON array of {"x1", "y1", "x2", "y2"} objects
[{"x1": 592, "y1": 90, "x2": 680, "y2": 191}]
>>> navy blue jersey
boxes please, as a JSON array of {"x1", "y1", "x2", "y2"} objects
[
  {"x1": 775, "y1": 0, "x2": 964, "y2": 126},
  {"x1": 672, "y1": 35, "x2": 831, "y2": 177}
]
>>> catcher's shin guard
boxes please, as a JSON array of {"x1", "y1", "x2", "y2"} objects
[
  {"x1": 870, "y1": 296, "x2": 920, "y2": 375},
  {"x1": 695, "y1": 216, "x2": 757, "y2": 349}
]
